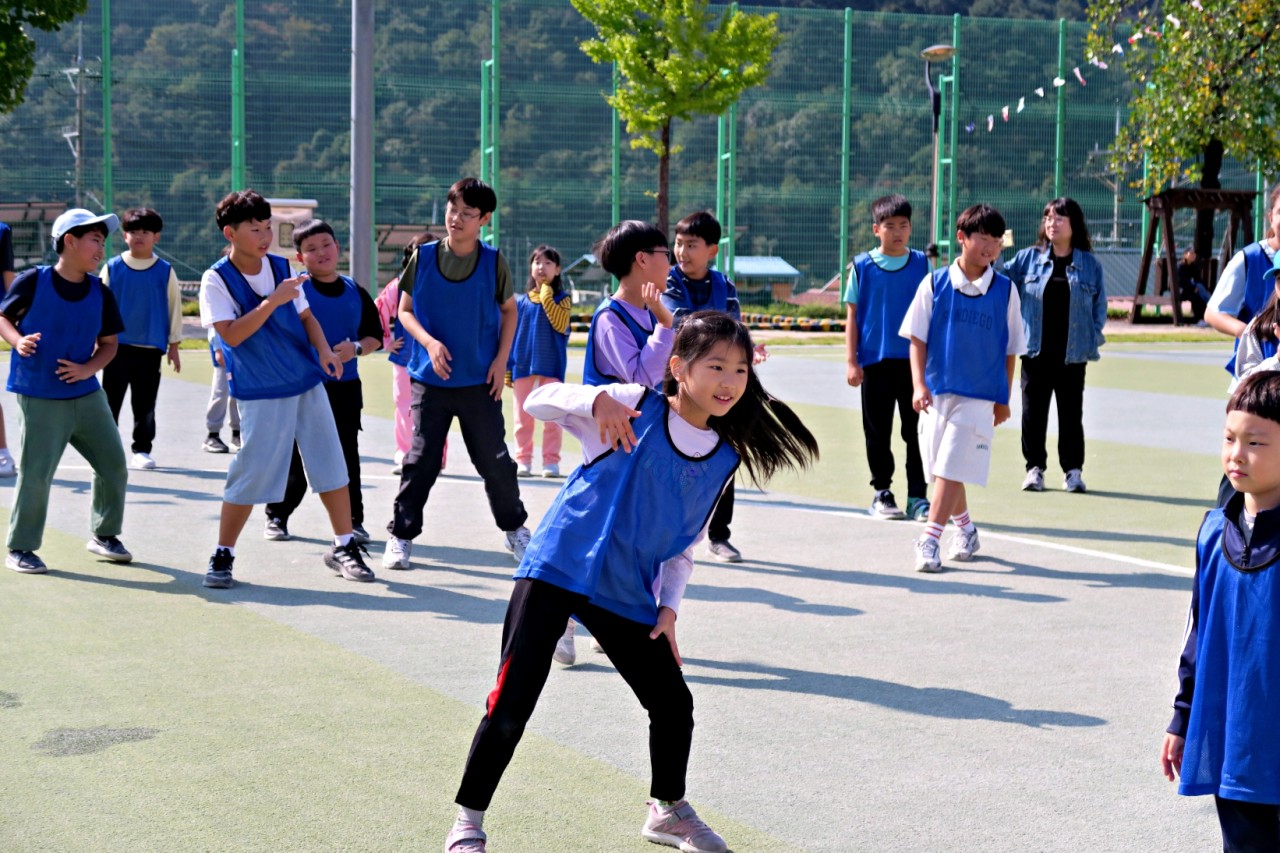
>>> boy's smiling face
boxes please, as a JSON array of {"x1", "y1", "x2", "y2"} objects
[
  {"x1": 1224, "y1": 410, "x2": 1280, "y2": 513},
  {"x1": 296, "y1": 230, "x2": 341, "y2": 280},
  {"x1": 223, "y1": 219, "x2": 272, "y2": 261},
  {"x1": 674, "y1": 234, "x2": 718, "y2": 279},
  {"x1": 445, "y1": 201, "x2": 490, "y2": 246},
  {"x1": 61, "y1": 228, "x2": 108, "y2": 276}
]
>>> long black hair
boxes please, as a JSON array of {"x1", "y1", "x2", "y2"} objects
[
  {"x1": 528, "y1": 244, "x2": 565, "y2": 297},
  {"x1": 1250, "y1": 287, "x2": 1280, "y2": 346},
  {"x1": 1035, "y1": 197, "x2": 1092, "y2": 253},
  {"x1": 662, "y1": 311, "x2": 819, "y2": 486}
]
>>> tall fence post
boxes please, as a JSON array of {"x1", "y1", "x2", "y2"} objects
[
  {"x1": 715, "y1": 99, "x2": 737, "y2": 276},
  {"x1": 101, "y1": 0, "x2": 113, "y2": 248},
  {"x1": 611, "y1": 63, "x2": 620, "y2": 227},
  {"x1": 838, "y1": 7, "x2": 852, "y2": 289},
  {"x1": 489, "y1": 0, "x2": 500, "y2": 247},
  {"x1": 231, "y1": 0, "x2": 245, "y2": 191},
  {"x1": 350, "y1": 0, "x2": 374, "y2": 287},
  {"x1": 944, "y1": 13, "x2": 961, "y2": 262},
  {"x1": 1054, "y1": 18, "x2": 1066, "y2": 198},
  {"x1": 1257, "y1": 163, "x2": 1267, "y2": 240}
]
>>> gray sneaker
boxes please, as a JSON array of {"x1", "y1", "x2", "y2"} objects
[
  {"x1": 1064, "y1": 468, "x2": 1087, "y2": 493},
  {"x1": 504, "y1": 526, "x2": 532, "y2": 563},
  {"x1": 641, "y1": 800, "x2": 727, "y2": 853},
  {"x1": 1021, "y1": 467, "x2": 1045, "y2": 492},
  {"x1": 946, "y1": 528, "x2": 981, "y2": 561},
  {"x1": 870, "y1": 489, "x2": 906, "y2": 519},
  {"x1": 707, "y1": 540, "x2": 743, "y2": 563},
  {"x1": 7, "y1": 550, "x2": 47, "y2": 574},
  {"x1": 914, "y1": 536, "x2": 942, "y2": 573},
  {"x1": 86, "y1": 536, "x2": 133, "y2": 563},
  {"x1": 264, "y1": 517, "x2": 291, "y2": 541},
  {"x1": 202, "y1": 433, "x2": 229, "y2": 454},
  {"x1": 203, "y1": 548, "x2": 235, "y2": 589},
  {"x1": 351, "y1": 524, "x2": 371, "y2": 545},
  {"x1": 324, "y1": 542, "x2": 375, "y2": 582}
]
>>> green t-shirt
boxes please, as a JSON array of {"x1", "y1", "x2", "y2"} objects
[{"x1": 398, "y1": 239, "x2": 513, "y2": 305}]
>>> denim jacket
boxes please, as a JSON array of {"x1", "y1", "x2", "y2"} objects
[{"x1": 1003, "y1": 246, "x2": 1107, "y2": 363}]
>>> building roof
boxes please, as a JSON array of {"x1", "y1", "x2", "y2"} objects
[{"x1": 731, "y1": 255, "x2": 801, "y2": 279}]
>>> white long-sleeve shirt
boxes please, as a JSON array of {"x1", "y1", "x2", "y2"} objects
[{"x1": 523, "y1": 381, "x2": 722, "y2": 614}]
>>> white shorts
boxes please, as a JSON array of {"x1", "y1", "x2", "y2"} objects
[{"x1": 919, "y1": 394, "x2": 995, "y2": 487}]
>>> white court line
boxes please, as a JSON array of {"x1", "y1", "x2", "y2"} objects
[{"x1": 57, "y1": 464, "x2": 1196, "y2": 577}]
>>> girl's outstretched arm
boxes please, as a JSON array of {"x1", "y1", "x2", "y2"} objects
[{"x1": 524, "y1": 382, "x2": 645, "y2": 462}]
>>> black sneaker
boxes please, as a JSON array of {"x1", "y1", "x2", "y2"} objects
[
  {"x1": 324, "y1": 541, "x2": 375, "y2": 583},
  {"x1": 7, "y1": 550, "x2": 47, "y2": 574},
  {"x1": 231, "y1": 430, "x2": 242, "y2": 450},
  {"x1": 203, "y1": 433, "x2": 229, "y2": 453},
  {"x1": 204, "y1": 548, "x2": 235, "y2": 589},
  {"x1": 86, "y1": 535, "x2": 133, "y2": 563},
  {"x1": 264, "y1": 517, "x2": 291, "y2": 541},
  {"x1": 351, "y1": 524, "x2": 371, "y2": 545}
]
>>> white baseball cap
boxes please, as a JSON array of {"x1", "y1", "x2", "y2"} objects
[{"x1": 51, "y1": 208, "x2": 120, "y2": 249}]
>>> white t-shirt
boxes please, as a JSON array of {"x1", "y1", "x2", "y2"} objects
[
  {"x1": 199, "y1": 260, "x2": 307, "y2": 328},
  {"x1": 523, "y1": 382, "x2": 719, "y2": 614},
  {"x1": 1207, "y1": 242, "x2": 1278, "y2": 319}
]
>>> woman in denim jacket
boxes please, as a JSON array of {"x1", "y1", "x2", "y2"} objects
[{"x1": 1004, "y1": 197, "x2": 1106, "y2": 494}]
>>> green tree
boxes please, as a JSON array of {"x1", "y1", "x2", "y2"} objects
[
  {"x1": 570, "y1": 0, "x2": 781, "y2": 234},
  {"x1": 0, "y1": 0, "x2": 87, "y2": 113},
  {"x1": 1086, "y1": 0, "x2": 1280, "y2": 253}
]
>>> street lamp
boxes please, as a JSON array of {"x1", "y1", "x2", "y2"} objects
[{"x1": 922, "y1": 43, "x2": 956, "y2": 256}]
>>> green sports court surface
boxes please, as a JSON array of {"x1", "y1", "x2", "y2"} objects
[{"x1": 0, "y1": 343, "x2": 1230, "y2": 851}]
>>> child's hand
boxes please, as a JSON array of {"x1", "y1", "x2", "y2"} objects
[
  {"x1": 268, "y1": 274, "x2": 306, "y2": 308},
  {"x1": 847, "y1": 362, "x2": 863, "y2": 387},
  {"x1": 643, "y1": 283, "x2": 673, "y2": 328},
  {"x1": 994, "y1": 403, "x2": 1011, "y2": 426},
  {"x1": 213, "y1": 347, "x2": 224, "y2": 367},
  {"x1": 753, "y1": 343, "x2": 769, "y2": 365},
  {"x1": 649, "y1": 606, "x2": 681, "y2": 666},
  {"x1": 332, "y1": 340, "x2": 357, "y2": 363},
  {"x1": 427, "y1": 339, "x2": 452, "y2": 380},
  {"x1": 1161, "y1": 733, "x2": 1184, "y2": 782},
  {"x1": 912, "y1": 385, "x2": 932, "y2": 413},
  {"x1": 485, "y1": 357, "x2": 505, "y2": 400},
  {"x1": 14, "y1": 332, "x2": 40, "y2": 357},
  {"x1": 319, "y1": 348, "x2": 343, "y2": 380},
  {"x1": 167, "y1": 343, "x2": 181, "y2": 373},
  {"x1": 386, "y1": 337, "x2": 404, "y2": 355},
  {"x1": 592, "y1": 391, "x2": 641, "y2": 453},
  {"x1": 55, "y1": 359, "x2": 94, "y2": 383}
]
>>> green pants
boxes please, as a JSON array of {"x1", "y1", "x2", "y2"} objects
[{"x1": 7, "y1": 390, "x2": 128, "y2": 552}]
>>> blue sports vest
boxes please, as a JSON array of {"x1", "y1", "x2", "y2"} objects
[
  {"x1": 582, "y1": 298, "x2": 656, "y2": 387},
  {"x1": 924, "y1": 268, "x2": 1012, "y2": 404},
  {"x1": 510, "y1": 291, "x2": 570, "y2": 381},
  {"x1": 212, "y1": 254, "x2": 326, "y2": 401},
  {"x1": 407, "y1": 241, "x2": 501, "y2": 387},
  {"x1": 303, "y1": 275, "x2": 363, "y2": 384},
  {"x1": 514, "y1": 390, "x2": 739, "y2": 624},
  {"x1": 108, "y1": 255, "x2": 171, "y2": 350},
  {"x1": 1180, "y1": 509, "x2": 1280, "y2": 803},
  {"x1": 1226, "y1": 243, "x2": 1274, "y2": 374},
  {"x1": 387, "y1": 317, "x2": 414, "y2": 368},
  {"x1": 665, "y1": 267, "x2": 734, "y2": 317},
  {"x1": 7, "y1": 267, "x2": 104, "y2": 400},
  {"x1": 853, "y1": 249, "x2": 930, "y2": 366}
]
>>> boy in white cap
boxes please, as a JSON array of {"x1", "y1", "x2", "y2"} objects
[{"x1": 0, "y1": 209, "x2": 133, "y2": 573}]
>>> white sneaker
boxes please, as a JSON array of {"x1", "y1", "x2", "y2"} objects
[
  {"x1": 504, "y1": 526, "x2": 532, "y2": 563},
  {"x1": 541, "y1": 463, "x2": 561, "y2": 478},
  {"x1": 516, "y1": 461, "x2": 534, "y2": 477},
  {"x1": 131, "y1": 452, "x2": 157, "y2": 470},
  {"x1": 1021, "y1": 467, "x2": 1045, "y2": 491},
  {"x1": 947, "y1": 528, "x2": 981, "y2": 562},
  {"x1": 914, "y1": 536, "x2": 942, "y2": 573},
  {"x1": 553, "y1": 623, "x2": 577, "y2": 665},
  {"x1": 383, "y1": 536, "x2": 412, "y2": 570},
  {"x1": 0, "y1": 452, "x2": 15, "y2": 478},
  {"x1": 1064, "y1": 468, "x2": 1087, "y2": 493}
]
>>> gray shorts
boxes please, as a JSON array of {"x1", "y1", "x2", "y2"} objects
[{"x1": 223, "y1": 384, "x2": 348, "y2": 505}]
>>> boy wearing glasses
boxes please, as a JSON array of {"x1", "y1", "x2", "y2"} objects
[{"x1": 384, "y1": 178, "x2": 530, "y2": 571}]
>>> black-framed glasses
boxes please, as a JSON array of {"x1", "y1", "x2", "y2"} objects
[
  {"x1": 642, "y1": 248, "x2": 673, "y2": 262},
  {"x1": 446, "y1": 206, "x2": 482, "y2": 222}
]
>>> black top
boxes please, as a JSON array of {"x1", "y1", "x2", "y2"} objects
[
  {"x1": 0, "y1": 223, "x2": 13, "y2": 277},
  {"x1": 309, "y1": 277, "x2": 384, "y2": 343},
  {"x1": 0, "y1": 267, "x2": 125, "y2": 337},
  {"x1": 1038, "y1": 253, "x2": 1070, "y2": 362}
]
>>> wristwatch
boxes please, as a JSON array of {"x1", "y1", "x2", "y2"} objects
[{"x1": 354, "y1": 342, "x2": 364, "y2": 356}]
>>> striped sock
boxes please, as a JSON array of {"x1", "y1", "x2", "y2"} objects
[
  {"x1": 924, "y1": 521, "x2": 944, "y2": 541},
  {"x1": 951, "y1": 511, "x2": 975, "y2": 533}
]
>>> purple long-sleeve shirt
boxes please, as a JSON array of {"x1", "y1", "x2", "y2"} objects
[{"x1": 593, "y1": 298, "x2": 674, "y2": 390}]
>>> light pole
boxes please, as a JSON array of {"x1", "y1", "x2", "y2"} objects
[{"x1": 922, "y1": 43, "x2": 955, "y2": 255}]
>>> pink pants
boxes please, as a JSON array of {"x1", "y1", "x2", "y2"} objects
[
  {"x1": 394, "y1": 364, "x2": 446, "y2": 468},
  {"x1": 512, "y1": 375, "x2": 563, "y2": 465}
]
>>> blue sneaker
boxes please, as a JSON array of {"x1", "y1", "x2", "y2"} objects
[{"x1": 905, "y1": 497, "x2": 931, "y2": 521}]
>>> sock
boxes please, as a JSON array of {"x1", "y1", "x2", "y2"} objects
[
  {"x1": 924, "y1": 522, "x2": 944, "y2": 541},
  {"x1": 334, "y1": 533, "x2": 353, "y2": 547},
  {"x1": 951, "y1": 511, "x2": 975, "y2": 533},
  {"x1": 455, "y1": 805, "x2": 484, "y2": 829},
  {"x1": 657, "y1": 799, "x2": 684, "y2": 811},
  {"x1": 215, "y1": 545, "x2": 235, "y2": 557}
]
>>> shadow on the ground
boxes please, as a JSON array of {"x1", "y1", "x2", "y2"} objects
[
  {"x1": 682, "y1": 657, "x2": 1107, "y2": 728},
  {"x1": 979, "y1": 520, "x2": 1196, "y2": 551},
  {"x1": 681, "y1": 584, "x2": 862, "y2": 617},
  {"x1": 973, "y1": 556, "x2": 1192, "y2": 591}
]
